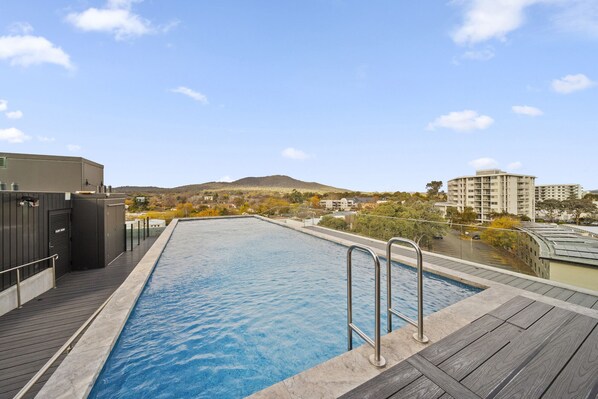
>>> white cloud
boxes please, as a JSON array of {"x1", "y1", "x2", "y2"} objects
[
  {"x1": 507, "y1": 161, "x2": 523, "y2": 170},
  {"x1": 461, "y1": 48, "x2": 495, "y2": 61},
  {"x1": 66, "y1": 0, "x2": 151, "y2": 40},
  {"x1": 427, "y1": 110, "x2": 494, "y2": 132},
  {"x1": 512, "y1": 105, "x2": 543, "y2": 116},
  {"x1": 171, "y1": 86, "x2": 208, "y2": 104},
  {"x1": 552, "y1": 0, "x2": 598, "y2": 38},
  {"x1": 0, "y1": 35, "x2": 73, "y2": 69},
  {"x1": 217, "y1": 176, "x2": 234, "y2": 183},
  {"x1": 469, "y1": 157, "x2": 499, "y2": 170},
  {"x1": 0, "y1": 100, "x2": 7, "y2": 112},
  {"x1": 67, "y1": 144, "x2": 81, "y2": 152},
  {"x1": 551, "y1": 74, "x2": 596, "y2": 94},
  {"x1": 37, "y1": 136, "x2": 55, "y2": 142},
  {"x1": 0, "y1": 127, "x2": 30, "y2": 143},
  {"x1": 452, "y1": 0, "x2": 541, "y2": 45},
  {"x1": 8, "y1": 22, "x2": 34, "y2": 35},
  {"x1": 282, "y1": 147, "x2": 310, "y2": 160},
  {"x1": 5, "y1": 110, "x2": 23, "y2": 119}
]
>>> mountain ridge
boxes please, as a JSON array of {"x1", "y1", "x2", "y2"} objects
[{"x1": 114, "y1": 175, "x2": 347, "y2": 193}]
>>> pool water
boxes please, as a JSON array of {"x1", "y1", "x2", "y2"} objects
[{"x1": 89, "y1": 218, "x2": 481, "y2": 398}]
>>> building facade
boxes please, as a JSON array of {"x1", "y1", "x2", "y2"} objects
[
  {"x1": 447, "y1": 169, "x2": 535, "y2": 222},
  {"x1": 319, "y1": 198, "x2": 355, "y2": 211},
  {"x1": 0, "y1": 152, "x2": 104, "y2": 193},
  {"x1": 535, "y1": 184, "x2": 583, "y2": 202}
]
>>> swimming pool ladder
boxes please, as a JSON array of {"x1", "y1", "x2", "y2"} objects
[
  {"x1": 386, "y1": 237, "x2": 429, "y2": 343},
  {"x1": 346, "y1": 245, "x2": 386, "y2": 367}
]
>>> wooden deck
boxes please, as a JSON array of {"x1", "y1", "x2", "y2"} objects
[
  {"x1": 307, "y1": 226, "x2": 598, "y2": 310},
  {"x1": 340, "y1": 296, "x2": 598, "y2": 399},
  {"x1": 0, "y1": 237, "x2": 157, "y2": 399}
]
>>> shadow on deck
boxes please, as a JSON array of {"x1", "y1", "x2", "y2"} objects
[{"x1": 0, "y1": 236, "x2": 158, "y2": 399}]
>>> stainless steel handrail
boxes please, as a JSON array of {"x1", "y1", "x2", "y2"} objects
[
  {"x1": 386, "y1": 238, "x2": 429, "y2": 343},
  {"x1": 13, "y1": 291, "x2": 117, "y2": 399},
  {"x1": 0, "y1": 254, "x2": 58, "y2": 308},
  {"x1": 347, "y1": 244, "x2": 386, "y2": 367}
]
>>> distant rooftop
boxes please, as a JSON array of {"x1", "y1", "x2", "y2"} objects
[{"x1": 520, "y1": 223, "x2": 598, "y2": 267}]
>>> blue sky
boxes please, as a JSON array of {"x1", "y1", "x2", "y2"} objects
[{"x1": 0, "y1": 1, "x2": 596, "y2": 192}]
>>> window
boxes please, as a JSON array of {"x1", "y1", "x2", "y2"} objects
[{"x1": 0, "y1": 157, "x2": 6, "y2": 168}]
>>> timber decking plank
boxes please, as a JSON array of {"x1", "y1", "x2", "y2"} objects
[
  {"x1": 439, "y1": 322, "x2": 521, "y2": 381},
  {"x1": 338, "y1": 361, "x2": 421, "y2": 399},
  {"x1": 461, "y1": 307, "x2": 573, "y2": 397},
  {"x1": 524, "y1": 282, "x2": 554, "y2": 295},
  {"x1": 506, "y1": 278, "x2": 535, "y2": 289},
  {"x1": 542, "y1": 324, "x2": 598, "y2": 399},
  {"x1": 493, "y1": 314, "x2": 597, "y2": 399},
  {"x1": 406, "y1": 355, "x2": 480, "y2": 399},
  {"x1": 543, "y1": 286, "x2": 576, "y2": 302},
  {"x1": 506, "y1": 301, "x2": 553, "y2": 329},
  {"x1": 487, "y1": 296, "x2": 534, "y2": 320},
  {"x1": 492, "y1": 274, "x2": 518, "y2": 284},
  {"x1": 0, "y1": 236, "x2": 157, "y2": 399},
  {"x1": 565, "y1": 292, "x2": 598, "y2": 308},
  {"x1": 419, "y1": 315, "x2": 503, "y2": 365},
  {"x1": 388, "y1": 376, "x2": 444, "y2": 399}
]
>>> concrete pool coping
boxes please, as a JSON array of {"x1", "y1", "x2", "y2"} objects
[{"x1": 35, "y1": 216, "x2": 598, "y2": 398}]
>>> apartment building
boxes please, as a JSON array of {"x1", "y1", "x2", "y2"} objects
[
  {"x1": 447, "y1": 169, "x2": 536, "y2": 222},
  {"x1": 535, "y1": 184, "x2": 583, "y2": 202},
  {"x1": 319, "y1": 198, "x2": 355, "y2": 211}
]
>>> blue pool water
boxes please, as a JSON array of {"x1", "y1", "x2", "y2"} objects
[{"x1": 90, "y1": 218, "x2": 481, "y2": 398}]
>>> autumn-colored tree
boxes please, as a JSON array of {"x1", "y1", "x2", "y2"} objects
[
  {"x1": 480, "y1": 216, "x2": 520, "y2": 251},
  {"x1": 175, "y1": 202, "x2": 195, "y2": 218},
  {"x1": 310, "y1": 195, "x2": 320, "y2": 208},
  {"x1": 197, "y1": 208, "x2": 221, "y2": 217}
]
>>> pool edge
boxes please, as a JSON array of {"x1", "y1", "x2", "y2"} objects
[{"x1": 35, "y1": 219, "x2": 180, "y2": 399}]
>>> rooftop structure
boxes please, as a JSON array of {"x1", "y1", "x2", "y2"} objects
[
  {"x1": 447, "y1": 169, "x2": 536, "y2": 222},
  {"x1": 519, "y1": 223, "x2": 598, "y2": 290},
  {"x1": 535, "y1": 183, "x2": 583, "y2": 202},
  {"x1": 0, "y1": 152, "x2": 104, "y2": 193}
]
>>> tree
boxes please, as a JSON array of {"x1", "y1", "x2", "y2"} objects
[
  {"x1": 480, "y1": 216, "x2": 520, "y2": 251},
  {"x1": 310, "y1": 195, "x2": 321, "y2": 208},
  {"x1": 318, "y1": 215, "x2": 348, "y2": 230},
  {"x1": 562, "y1": 199, "x2": 597, "y2": 225},
  {"x1": 352, "y1": 201, "x2": 447, "y2": 247},
  {"x1": 536, "y1": 199, "x2": 563, "y2": 222},
  {"x1": 425, "y1": 181, "x2": 443, "y2": 199},
  {"x1": 287, "y1": 189, "x2": 304, "y2": 204},
  {"x1": 447, "y1": 206, "x2": 477, "y2": 225}
]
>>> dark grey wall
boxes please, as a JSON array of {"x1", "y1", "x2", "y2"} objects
[
  {"x1": 0, "y1": 153, "x2": 104, "y2": 192},
  {"x1": 71, "y1": 194, "x2": 125, "y2": 270},
  {"x1": 0, "y1": 192, "x2": 70, "y2": 292}
]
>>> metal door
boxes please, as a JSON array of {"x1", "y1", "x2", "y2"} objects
[{"x1": 49, "y1": 209, "x2": 71, "y2": 278}]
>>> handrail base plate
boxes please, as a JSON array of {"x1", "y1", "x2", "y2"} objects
[
  {"x1": 413, "y1": 333, "x2": 430, "y2": 344},
  {"x1": 369, "y1": 354, "x2": 387, "y2": 368}
]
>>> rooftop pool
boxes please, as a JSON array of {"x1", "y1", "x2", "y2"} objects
[{"x1": 89, "y1": 217, "x2": 481, "y2": 398}]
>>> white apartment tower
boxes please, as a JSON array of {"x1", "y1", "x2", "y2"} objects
[
  {"x1": 447, "y1": 169, "x2": 536, "y2": 222},
  {"x1": 535, "y1": 184, "x2": 583, "y2": 202}
]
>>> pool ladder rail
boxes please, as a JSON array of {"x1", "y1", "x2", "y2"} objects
[{"x1": 346, "y1": 238, "x2": 428, "y2": 368}]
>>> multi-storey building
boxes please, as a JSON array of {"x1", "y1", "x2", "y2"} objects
[
  {"x1": 319, "y1": 198, "x2": 355, "y2": 211},
  {"x1": 535, "y1": 184, "x2": 583, "y2": 202},
  {"x1": 447, "y1": 169, "x2": 535, "y2": 222}
]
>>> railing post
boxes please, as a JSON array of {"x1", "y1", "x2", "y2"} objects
[
  {"x1": 124, "y1": 223, "x2": 127, "y2": 251},
  {"x1": 16, "y1": 268, "x2": 22, "y2": 308},
  {"x1": 143, "y1": 218, "x2": 146, "y2": 240},
  {"x1": 130, "y1": 223, "x2": 133, "y2": 250},
  {"x1": 347, "y1": 245, "x2": 386, "y2": 368},
  {"x1": 147, "y1": 217, "x2": 149, "y2": 237},
  {"x1": 386, "y1": 237, "x2": 429, "y2": 343},
  {"x1": 137, "y1": 220, "x2": 141, "y2": 245},
  {"x1": 51, "y1": 255, "x2": 57, "y2": 289}
]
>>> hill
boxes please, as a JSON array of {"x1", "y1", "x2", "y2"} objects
[{"x1": 114, "y1": 175, "x2": 346, "y2": 194}]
